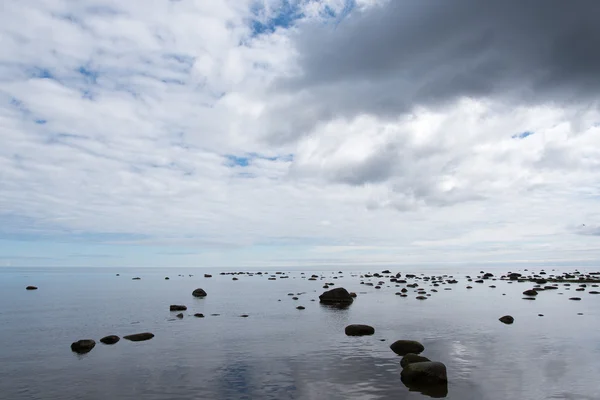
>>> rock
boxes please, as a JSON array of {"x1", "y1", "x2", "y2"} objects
[
  {"x1": 204, "y1": 274, "x2": 212, "y2": 278},
  {"x1": 523, "y1": 289, "x2": 538, "y2": 296},
  {"x1": 170, "y1": 305, "x2": 187, "y2": 311},
  {"x1": 239, "y1": 314, "x2": 249, "y2": 317},
  {"x1": 319, "y1": 287, "x2": 354, "y2": 304},
  {"x1": 176, "y1": 313, "x2": 184, "y2": 319},
  {"x1": 123, "y1": 332, "x2": 154, "y2": 342},
  {"x1": 100, "y1": 335, "x2": 120, "y2": 345},
  {"x1": 400, "y1": 353, "x2": 431, "y2": 368},
  {"x1": 292, "y1": 297, "x2": 299, "y2": 300},
  {"x1": 499, "y1": 315, "x2": 514, "y2": 324},
  {"x1": 538, "y1": 314, "x2": 544, "y2": 317},
  {"x1": 416, "y1": 296, "x2": 427, "y2": 300},
  {"x1": 25, "y1": 286, "x2": 38, "y2": 290},
  {"x1": 192, "y1": 288, "x2": 207, "y2": 297},
  {"x1": 589, "y1": 291, "x2": 600, "y2": 294},
  {"x1": 194, "y1": 313, "x2": 205, "y2": 318},
  {"x1": 71, "y1": 339, "x2": 96, "y2": 354},
  {"x1": 349, "y1": 292, "x2": 357, "y2": 298},
  {"x1": 401, "y1": 361, "x2": 448, "y2": 384},
  {"x1": 132, "y1": 277, "x2": 141, "y2": 280},
  {"x1": 345, "y1": 324, "x2": 375, "y2": 336},
  {"x1": 522, "y1": 297, "x2": 536, "y2": 300},
  {"x1": 165, "y1": 277, "x2": 170, "y2": 280},
  {"x1": 390, "y1": 340, "x2": 425, "y2": 355},
  {"x1": 569, "y1": 297, "x2": 582, "y2": 301},
  {"x1": 296, "y1": 306, "x2": 305, "y2": 310}
]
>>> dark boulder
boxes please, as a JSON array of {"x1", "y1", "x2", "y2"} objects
[
  {"x1": 71, "y1": 339, "x2": 96, "y2": 354},
  {"x1": 176, "y1": 313, "x2": 184, "y2": 319},
  {"x1": 319, "y1": 287, "x2": 354, "y2": 304},
  {"x1": 26, "y1": 286, "x2": 38, "y2": 290},
  {"x1": 401, "y1": 361, "x2": 448, "y2": 384},
  {"x1": 123, "y1": 332, "x2": 154, "y2": 342},
  {"x1": 192, "y1": 288, "x2": 207, "y2": 297},
  {"x1": 569, "y1": 297, "x2": 582, "y2": 301},
  {"x1": 345, "y1": 324, "x2": 375, "y2": 336},
  {"x1": 390, "y1": 340, "x2": 425, "y2": 355},
  {"x1": 170, "y1": 305, "x2": 187, "y2": 311},
  {"x1": 400, "y1": 353, "x2": 431, "y2": 368},
  {"x1": 296, "y1": 306, "x2": 306, "y2": 310},
  {"x1": 100, "y1": 335, "x2": 120, "y2": 345},
  {"x1": 204, "y1": 274, "x2": 212, "y2": 278},
  {"x1": 194, "y1": 313, "x2": 205, "y2": 318},
  {"x1": 523, "y1": 289, "x2": 538, "y2": 296},
  {"x1": 499, "y1": 315, "x2": 514, "y2": 324}
]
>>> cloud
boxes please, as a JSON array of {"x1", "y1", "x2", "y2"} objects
[{"x1": 1, "y1": 0, "x2": 600, "y2": 267}]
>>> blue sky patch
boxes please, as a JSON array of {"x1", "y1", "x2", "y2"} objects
[
  {"x1": 225, "y1": 153, "x2": 294, "y2": 167},
  {"x1": 250, "y1": 0, "x2": 304, "y2": 36},
  {"x1": 512, "y1": 131, "x2": 535, "y2": 139}
]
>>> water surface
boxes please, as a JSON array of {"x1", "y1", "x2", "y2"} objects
[{"x1": 1, "y1": 266, "x2": 599, "y2": 399}]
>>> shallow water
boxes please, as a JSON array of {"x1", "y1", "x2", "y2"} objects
[{"x1": 1, "y1": 266, "x2": 599, "y2": 400}]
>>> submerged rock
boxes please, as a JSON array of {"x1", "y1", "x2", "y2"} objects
[
  {"x1": 319, "y1": 287, "x2": 354, "y2": 304},
  {"x1": 192, "y1": 288, "x2": 207, "y2": 297},
  {"x1": 170, "y1": 305, "x2": 187, "y2": 311},
  {"x1": 194, "y1": 313, "x2": 205, "y2": 318},
  {"x1": 25, "y1": 286, "x2": 38, "y2": 290},
  {"x1": 499, "y1": 315, "x2": 514, "y2": 324},
  {"x1": 71, "y1": 339, "x2": 96, "y2": 354},
  {"x1": 390, "y1": 340, "x2": 425, "y2": 355},
  {"x1": 100, "y1": 335, "x2": 120, "y2": 345},
  {"x1": 345, "y1": 324, "x2": 375, "y2": 336},
  {"x1": 123, "y1": 332, "x2": 154, "y2": 342},
  {"x1": 400, "y1": 353, "x2": 431, "y2": 368}
]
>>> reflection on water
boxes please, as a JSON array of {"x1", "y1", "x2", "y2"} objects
[{"x1": 0, "y1": 266, "x2": 599, "y2": 400}]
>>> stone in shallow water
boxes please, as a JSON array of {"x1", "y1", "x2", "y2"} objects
[
  {"x1": 71, "y1": 339, "x2": 96, "y2": 354},
  {"x1": 170, "y1": 305, "x2": 187, "y2": 311},
  {"x1": 123, "y1": 332, "x2": 154, "y2": 342},
  {"x1": 390, "y1": 340, "x2": 425, "y2": 355},
  {"x1": 319, "y1": 287, "x2": 354, "y2": 304},
  {"x1": 194, "y1": 313, "x2": 205, "y2": 318},
  {"x1": 401, "y1": 361, "x2": 448, "y2": 384},
  {"x1": 192, "y1": 288, "x2": 207, "y2": 297},
  {"x1": 26, "y1": 286, "x2": 38, "y2": 290},
  {"x1": 100, "y1": 335, "x2": 120, "y2": 345},
  {"x1": 400, "y1": 353, "x2": 431, "y2": 368},
  {"x1": 345, "y1": 324, "x2": 375, "y2": 336},
  {"x1": 499, "y1": 315, "x2": 514, "y2": 324}
]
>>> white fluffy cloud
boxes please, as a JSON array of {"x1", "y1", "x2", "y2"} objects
[{"x1": 1, "y1": 0, "x2": 600, "y2": 267}]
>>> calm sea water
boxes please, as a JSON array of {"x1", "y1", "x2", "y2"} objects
[{"x1": 1, "y1": 266, "x2": 599, "y2": 400}]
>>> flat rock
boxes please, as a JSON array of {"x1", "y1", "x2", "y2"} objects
[
  {"x1": 523, "y1": 289, "x2": 538, "y2": 296},
  {"x1": 170, "y1": 305, "x2": 187, "y2": 311},
  {"x1": 100, "y1": 335, "x2": 120, "y2": 345},
  {"x1": 71, "y1": 339, "x2": 96, "y2": 354},
  {"x1": 345, "y1": 324, "x2": 375, "y2": 336},
  {"x1": 26, "y1": 286, "x2": 38, "y2": 290},
  {"x1": 194, "y1": 313, "x2": 205, "y2": 318},
  {"x1": 123, "y1": 332, "x2": 154, "y2": 342},
  {"x1": 390, "y1": 340, "x2": 425, "y2": 356}
]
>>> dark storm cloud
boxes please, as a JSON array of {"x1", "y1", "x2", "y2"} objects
[{"x1": 266, "y1": 0, "x2": 600, "y2": 141}]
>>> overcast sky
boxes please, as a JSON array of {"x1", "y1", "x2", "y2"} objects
[{"x1": 1, "y1": 0, "x2": 600, "y2": 268}]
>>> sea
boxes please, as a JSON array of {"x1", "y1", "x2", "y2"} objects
[{"x1": 1, "y1": 265, "x2": 599, "y2": 400}]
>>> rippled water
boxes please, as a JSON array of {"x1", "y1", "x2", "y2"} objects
[{"x1": 1, "y1": 266, "x2": 599, "y2": 400}]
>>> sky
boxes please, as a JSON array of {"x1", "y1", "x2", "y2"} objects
[{"x1": 1, "y1": 0, "x2": 600, "y2": 268}]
